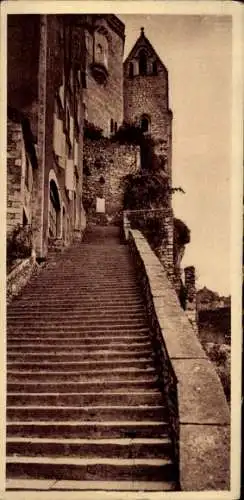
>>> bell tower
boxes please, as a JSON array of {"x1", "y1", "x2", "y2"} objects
[{"x1": 123, "y1": 27, "x2": 173, "y2": 186}]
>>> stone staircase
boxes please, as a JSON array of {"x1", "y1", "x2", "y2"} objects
[{"x1": 6, "y1": 225, "x2": 178, "y2": 492}]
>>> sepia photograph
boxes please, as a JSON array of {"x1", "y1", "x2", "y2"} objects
[{"x1": 1, "y1": 1, "x2": 243, "y2": 499}]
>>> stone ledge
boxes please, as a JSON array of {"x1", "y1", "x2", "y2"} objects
[
  {"x1": 128, "y1": 228, "x2": 230, "y2": 491},
  {"x1": 7, "y1": 255, "x2": 39, "y2": 304},
  {"x1": 172, "y1": 358, "x2": 230, "y2": 425}
]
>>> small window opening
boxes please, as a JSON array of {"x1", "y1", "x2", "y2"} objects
[
  {"x1": 139, "y1": 50, "x2": 147, "y2": 76},
  {"x1": 110, "y1": 118, "x2": 114, "y2": 134},
  {"x1": 152, "y1": 61, "x2": 158, "y2": 75},
  {"x1": 141, "y1": 116, "x2": 150, "y2": 133},
  {"x1": 129, "y1": 62, "x2": 134, "y2": 78},
  {"x1": 22, "y1": 209, "x2": 28, "y2": 227}
]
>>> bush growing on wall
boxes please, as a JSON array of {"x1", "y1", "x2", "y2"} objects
[
  {"x1": 123, "y1": 171, "x2": 170, "y2": 210},
  {"x1": 204, "y1": 342, "x2": 230, "y2": 403},
  {"x1": 111, "y1": 121, "x2": 144, "y2": 145},
  {"x1": 84, "y1": 120, "x2": 103, "y2": 141}
]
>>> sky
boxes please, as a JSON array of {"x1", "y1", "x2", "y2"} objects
[{"x1": 119, "y1": 14, "x2": 232, "y2": 295}]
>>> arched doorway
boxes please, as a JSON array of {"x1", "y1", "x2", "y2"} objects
[{"x1": 49, "y1": 179, "x2": 61, "y2": 238}]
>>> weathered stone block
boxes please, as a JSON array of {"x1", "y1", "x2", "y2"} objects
[
  {"x1": 180, "y1": 424, "x2": 230, "y2": 490},
  {"x1": 171, "y1": 358, "x2": 230, "y2": 425}
]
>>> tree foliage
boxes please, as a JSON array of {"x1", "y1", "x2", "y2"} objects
[{"x1": 123, "y1": 171, "x2": 170, "y2": 210}]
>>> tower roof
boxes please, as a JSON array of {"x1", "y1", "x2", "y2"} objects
[{"x1": 124, "y1": 27, "x2": 167, "y2": 71}]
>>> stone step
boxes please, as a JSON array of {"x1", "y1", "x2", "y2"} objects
[
  {"x1": 7, "y1": 313, "x2": 147, "y2": 322},
  {"x1": 10, "y1": 298, "x2": 144, "y2": 307},
  {"x1": 7, "y1": 351, "x2": 153, "y2": 363},
  {"x1": 5, "y1": 478, "x2": 176, "y2": 491},
  {"x1": 6, "y1": 456, "x2": 175, "y2": 482},
  {"x1": 29, "y1": 281, "x2": 139, "y2": 288},
  {"x1": 33, "y1": 275, "x2": 139, "y2": 282},
  {"x1": 8, "y1": 316, "x2": 146, "y2": 324},
  {"x1": 7, "y1": 359, "x2": 154, "y2": 371},
  {"x1": 8, "y1": 305, "x2": 146, "y2": 313},
  {"x1": 7, "y1": 437, "x2": 172, "y2": 459},
  {"x1": 7, "y1": 405, "x2": 167, "y2": 422},
  {"x1": 22, "y1": 281, "x2": 141, "y2": 287},
  {"x1": 8, "y1": 332, "x2": 149, "y2": 340},
  {"x1": 7, "y1": 420, "x2": 168, "y2": 439},
  {"x1": 6, "y1": 229, "x2": 176, "y2": 491},
  {"x1": 12, "y1": 295, "x2": 143, "y2": 304},
  {"x1": 7, "y1": 304, "x2": 146, "y2": 319},
  {"x1": 7, "y1": 335, "x2": 150, "y2": 344},
  {"x1": 20, "y1": 288, "x2": 142, "y2": 297},
  {"x1": 7, "y1": 391, "x2": 162, "y2": 407},
  {"x1": 7, "y1": 342, "x2": 152, "y2": 352},
  {"x1": 8, "y1": 325, "x2": 150, "y2": 334},
  {"x1": 7, "y1": 379, "x2": 159, "y2": 392},
  {"x1": 7, "y1": 368, "x2": 156, "y2": 382}
]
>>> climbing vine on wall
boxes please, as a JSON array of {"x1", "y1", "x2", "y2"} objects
[
  {"x1": 84, "y1": 120, "x2": 103, "y2": 141},
  {"x1": 111, "y1": 121, "x2": 144, "y2": 145}
]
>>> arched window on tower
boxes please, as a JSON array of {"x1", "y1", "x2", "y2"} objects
[
  {"x1": 129, "y1": 62, "x2": 134, "y2": 78},
  {"x1": 139, "y1": 50, "x2": 147, "y2": 76},
  {"x1": 140, "y1": 114, "x2": 150, "y2": 134},
  {"x1": 110, "y1": 118, "x2": 114, "y2": 134}
]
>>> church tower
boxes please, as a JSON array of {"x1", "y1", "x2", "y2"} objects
[{"x1": 123, "y1": 28, "x2": 173, "y2": 187}]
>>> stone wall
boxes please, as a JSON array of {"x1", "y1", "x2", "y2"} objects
[
  {"x1": 7, "y1": 15, "x2": 40, "y2": 140},
  {"x1": 124, "y1": 72, "x2": 172, "y2": 184},
  {"x1": 83, "y1": 138, "x2": 140, "y2": 221},
  {"x1": 126, "y1": 228, "x2": 230, "y2": 491},
  {"x1": 7, "y1": 121, "x2": 24, "y2": 232}
]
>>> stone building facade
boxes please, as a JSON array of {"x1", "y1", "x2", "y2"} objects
[
  {"x1": 7, "y1": 14, "x2": 87, "y2": 258},
  {"x1": 83, "y1": 15, "x2": 125, "y2": 137}
]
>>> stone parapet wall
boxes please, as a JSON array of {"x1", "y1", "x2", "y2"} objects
[{"x1": 127, "y1": 228, "x2": 230, "y2": 492}]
